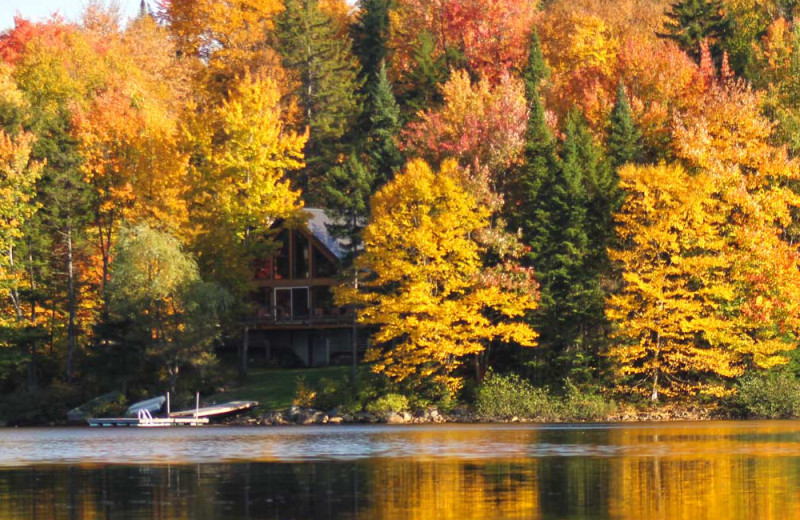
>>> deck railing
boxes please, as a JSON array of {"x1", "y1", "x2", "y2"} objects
[{"x1": 244, "y1": 308, "x2": 354, "y2": 328}]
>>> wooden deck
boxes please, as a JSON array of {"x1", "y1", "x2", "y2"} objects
[{"x1": 168, "y1": 401, "x2": 259, "y2": 419}]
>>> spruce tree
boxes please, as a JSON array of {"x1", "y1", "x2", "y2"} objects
[
  {"x1": 277, "y1": 0, "x2": 363, "y2": 202},
  {"x1": 401, "y1": 31, "x2": 448, "y2": 114},
  {"x1": 366, "y1": 62, "x2": 403, "y2": 187},
  {"x1": 522, "y1": 29, "x2": 550, "y2": 101},
  {"x1": 322, "y1": 153, "x2": 375, "y2": 261},
  {"x1": 352, "y1": 0, "x2": 392, "y2": 93},
  {"x1": 608, "y1": 84, "x2": 643, "y2": 171},
  {"x1": 658, "y1": 0, "x2": 731, "y2": 63}
]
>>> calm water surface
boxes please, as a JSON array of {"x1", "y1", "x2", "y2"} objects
[{"x1": 1, "y1": 421, "x2": 799, "y2": 519}]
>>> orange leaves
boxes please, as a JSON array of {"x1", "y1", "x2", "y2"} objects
[
  {"x1": 610, "y1": 81, "x2": 800, "y2": 400},
  {"x1": 400, "y1": 70, "x2": 528, "y2": 189},
  {"x1": 390, "y1": 0, "x2": 537, "y2": 82}
]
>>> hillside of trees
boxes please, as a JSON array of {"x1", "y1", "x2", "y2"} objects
[{"x1": 3, "y1": 0, "x2": 800, "y2": 423}]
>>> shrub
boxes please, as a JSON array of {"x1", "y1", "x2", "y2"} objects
[
  {"x1": 475, "y1": 373, "x2": 562, "y2": 421},
  {"x1": 292, "y1": 376, "x2": 317, "y2": 408},
  {"x1": 562, "y1": 380, "x2": 616, "y2": 421},
  {"x1": 365, "y1": 393, "x2": 410, "y2": 415},
  {"x1": 734, "y1": 372, "x2": 800, "y2": 419}
]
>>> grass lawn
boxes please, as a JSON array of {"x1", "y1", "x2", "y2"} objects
[{"x1": 211, "y1": 366, "x2": 351, "y2": 412}]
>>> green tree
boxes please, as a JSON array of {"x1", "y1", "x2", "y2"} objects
[
  {"x1": 608, "y1": 84, "x2": 643, "y2": 171},
  {"x1": 400, "y1": 31, "x2": 448, "y2": 114},
  {"x1": 366, "y1": 62, "x2": 404, "y2": 185},
  {"x1": 277, "y1": 0, "x2": 363, "y2": 201},
  {"x1": 352, "y1": 0, "x2": 392, "y2": 93},
  {"x1": 658, "y1": 0, "x2": 732, "y2": 63},
  {"x1": 109, "y1": 225, "x2": 230, "y2": 394},
  {"x1": 521, "y1": 29, "x2": 550, "y2": 101}
]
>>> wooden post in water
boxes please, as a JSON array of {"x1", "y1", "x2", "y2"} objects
[
  {"x1": 166, "y1": 392, "x2": 170, "y2": 415},
  {"x1": 195, "y1": 392, "x2": 199, "y2": 418}
]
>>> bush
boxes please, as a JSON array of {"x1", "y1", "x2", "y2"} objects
[
  {"x1": 365, "y1": 393, "x2": 410, "y2": 415},
  {"x1": 734, "y1": 372, "x2": 800, "y2": 419},
  {"x1": 475, "y1": 373, "x2": 562, "y2": 421},
  {"x1": 563, "y1": 380, "x2": 616, "y2": 421},
  {"x1": 0, "y1": 382, "x2": 83, "y2": 426},
  {"x1": 292, "y1": 376, "x2": 317, "y2": 408}
]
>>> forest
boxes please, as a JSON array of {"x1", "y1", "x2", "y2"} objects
[{"x1": 2, "y1": 0, "x2": 800, "y2": 424}]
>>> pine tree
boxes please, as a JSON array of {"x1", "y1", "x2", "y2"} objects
[
  {"x1": 277, "y1": 0, "x2": 363, "y2": 202},
  {"x1": 658, "y1": 0, "x2": 731, "y2": 63},
  {"x1": 608, "y1": 84, "x2": 644, "y2": 171},
  {"x1": 522, "y1": 29, "x2": 550, "y2": 101},
  {"x1": 352, "y1": 0, "x2": 392, "y2": 93},
  {"x1": 322, "y1": 153, "x2": 375, "y2": 261},
  {"x1": 401, "y1": 31, "x2": 448, "y2": 114},
  {"x1": 366, "y1": 62, "x2": 403, "y2": 187}
]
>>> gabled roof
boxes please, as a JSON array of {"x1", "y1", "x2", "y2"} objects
[{"x1": 303, "y1": 208, "x2": 348, "y2": 260}]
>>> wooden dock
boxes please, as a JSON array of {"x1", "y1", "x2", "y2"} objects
[
  {"x1": 168, "y1": 401, "x2": 259, "y2": 419},
  {"x1": 87, "y1": 416, "x2": 210, "y2": 427},
  {"x1": 88, "y1": 409, "x2": 209, "y2": 427}
]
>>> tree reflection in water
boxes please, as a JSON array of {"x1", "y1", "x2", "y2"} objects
[{"x1": 1, "y1": 423, "x2": 800, "y2": 519}]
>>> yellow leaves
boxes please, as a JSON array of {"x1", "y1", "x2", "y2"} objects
[
  {"x1": 212, "y1": 70, "x2": 306, "y2": 238},
  {"x1": 0, "y1": 129, "x2": 42, "y2": 297},
  {"x1": 608, "y1": 163, "x2": 747, "y2": 400},
  {"x1": 336, "y1": 159, "x2": 537, "y2": 392}
]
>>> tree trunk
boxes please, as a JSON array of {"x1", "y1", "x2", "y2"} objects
[
  {"x1": 240, "y1": 326, "x2": 249, "y2": 378},
  {"x1": 65, "y1": 224, "x2": 77, "y2": 383}
]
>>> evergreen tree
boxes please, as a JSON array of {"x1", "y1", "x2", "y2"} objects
[
  {"x1": 608, "y1": 84, "x2": 643, "y2": 171},
  {"x1": 277, "y1": 0, "x2": 363, "y2": 202},
  {"x1": 658, "y1": 0, "x2": 731, "y2": 63},
  {"x1": 322, "y1": 153, "x2": 375, "y2": 261},
  {"x1": 521, "y1": 29, "x2": 550, "y2": 101},
  {"x1": 352, "y1": 0, "x2": 392, "y2": 93},
  {"x1": 366, "y1": 62, "x2": 403, "y2": 187},
  {"x1": 401, "y1": 31, "x2": 448, "y2": 114}
]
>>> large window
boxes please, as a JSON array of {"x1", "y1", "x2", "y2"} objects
[
  {"x1": 274, "y1": 230, "x2": 290, "y2": 280},
  {"x1": 293, "y1": 231, "x2": 309, "y2": 279},
  {"x1": 275, "y1": 289, "x2": 291, "y2": 319},
  {"x1": 313, "y1": 245, "x2": 337, "y2": 278},
  {"x1": 292, "y1": 287, "x2": 309, "y2": 318}
]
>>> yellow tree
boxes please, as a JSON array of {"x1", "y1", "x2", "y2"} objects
[
  {"x1": 674, "y1": 82, "x2": 800, "y2": 368},
  {"x1": 0, "y1": 130, "x2": 42, "y2": 329},
  {"x1": 607, "y1": 163, "x2": 743, "y2": 401},
  {"x1": 189, "y1": 70, "x2": 307, "y2": 292},
  {"x1": 213, "y1": 70, "x2": 306, "y2": 238},
  {"x1": 335, "y1": 159, "x2": 538, "y2": 392}
]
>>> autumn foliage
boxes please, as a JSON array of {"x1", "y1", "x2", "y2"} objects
[{"x1": 4, "y1": 0, "x2": 800, "y2": 417}]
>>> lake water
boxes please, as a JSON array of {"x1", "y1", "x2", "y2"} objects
[{"x1": 1, "y1": 421, "x2": 800, "y2": 519}]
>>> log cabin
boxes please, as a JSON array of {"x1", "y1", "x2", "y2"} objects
[{"x1": 242, "y1": 209, "x2": 367, "y2": 370}]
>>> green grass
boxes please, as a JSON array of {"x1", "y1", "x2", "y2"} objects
[{"x1": 210, "y1": 366, "x2": 351, "y2": 412}]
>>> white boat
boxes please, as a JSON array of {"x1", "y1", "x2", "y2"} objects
[{"x1": 125, "y1": 396, "x2": 166, "y2": 417}]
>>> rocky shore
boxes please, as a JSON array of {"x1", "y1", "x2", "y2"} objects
[{"x1": 224, "y1": 403, "x2": 720, "y2": 426}]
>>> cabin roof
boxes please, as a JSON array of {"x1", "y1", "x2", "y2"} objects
[{"x1": 304, "y1": 208, "x2": 349, "y2": 260}]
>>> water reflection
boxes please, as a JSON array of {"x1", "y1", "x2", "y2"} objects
[{"x1": 0, "y1": 422, "x2": 799, "y2": 519}]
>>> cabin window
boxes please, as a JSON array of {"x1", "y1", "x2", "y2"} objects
[
  {"x1": 254, "y1": 257, "x2": 271, "y2": 280},
  {"x1": 313, "y1": 245, "x2": 337, "y2": 278},
  {"x1": 274, "y1": 230, "x2": 290, "y2": 280},
  {"x1": 293, "y1": 231, "x2": 310, "y2": 279},
  {"x1": 312, "y1": 286, "x2": 335, "y2": 316},
  {"x1": 275, "y1": 288, "x2": 291, "y2": 319},
  {"x1": 292, "y1": 287, "x2": 309, "y2": 318}
]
